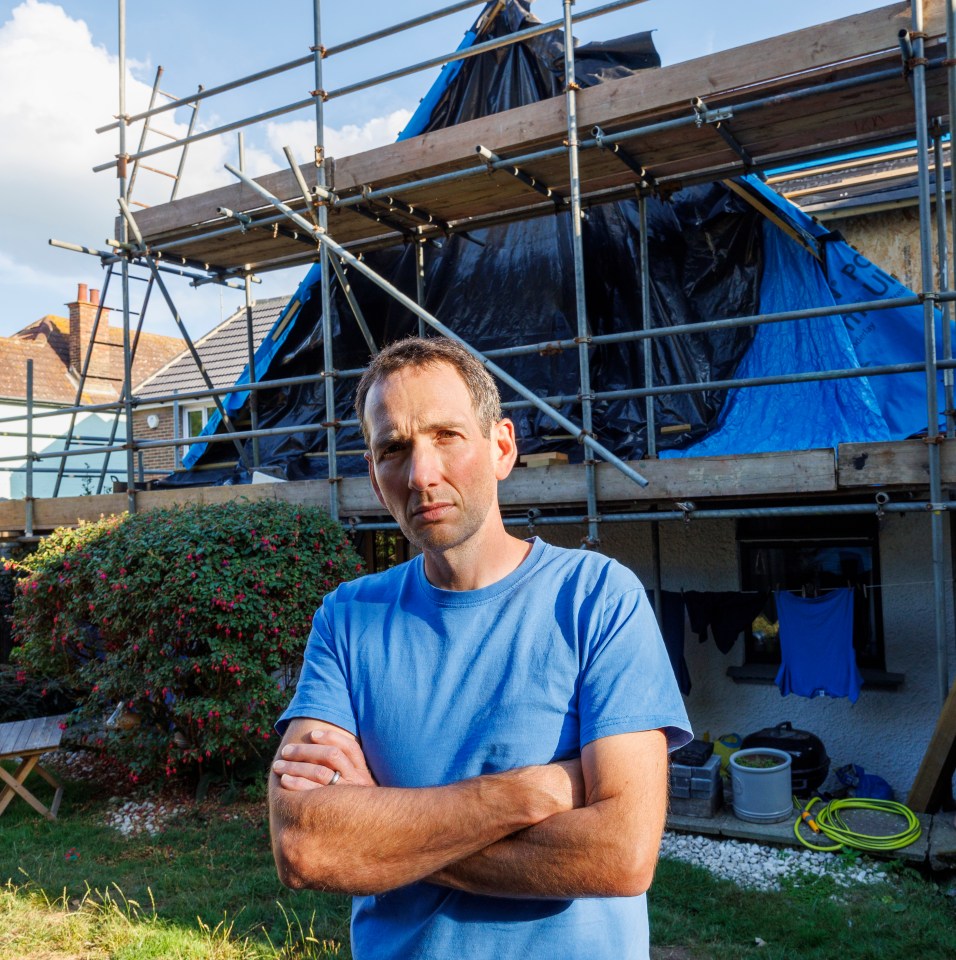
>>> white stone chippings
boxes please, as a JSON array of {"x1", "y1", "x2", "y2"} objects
[
  {"x1": 104, "y1": 798, "x2": 186, "y2": 837},
  {"x1": 659, "y1": 832, "x2": 890, "y2": 891}
]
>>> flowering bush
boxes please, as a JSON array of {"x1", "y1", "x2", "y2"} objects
[{"x1": 11, "y1": 500, "x2": 363, "y2": 782}]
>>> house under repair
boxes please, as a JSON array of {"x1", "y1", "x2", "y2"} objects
[{"x1": 3, "y1": 0, "x2": 956, "y2": 812}]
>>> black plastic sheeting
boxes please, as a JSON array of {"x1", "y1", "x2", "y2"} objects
[{"x1": 160, "y1": 0, "x2": 762, "y2": 487}]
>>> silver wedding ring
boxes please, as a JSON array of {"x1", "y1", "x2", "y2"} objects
[{"x1": 328, "y1": 769, "x2": 341, "y2": 786}]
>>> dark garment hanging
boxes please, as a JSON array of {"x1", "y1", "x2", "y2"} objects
[
  {"x1": 683, "y1": 590, "x2": 768, "y2": 654},
  {"x1": 648, "y1": 590, "x2": 691, "y2": 695},
  {"x1": 774, "y1": 588, "x2": 862, "y2": 703}
]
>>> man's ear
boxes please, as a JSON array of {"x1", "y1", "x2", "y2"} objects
[
  {"x1": 366, "y1": 452, "x2": 388, "y2": 510},
  {"x1": 492, "y1": 418, "x2": 518, "y2": 482}
]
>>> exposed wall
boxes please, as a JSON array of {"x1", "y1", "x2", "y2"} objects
[
  {"x1": 542, "y1": 513, "x2": 953, "y2": 799},
  {"x1": 827, "y1": 203, "x2": 948, "y2": 293},
  {"x1": 131, "y1": 407, "x2": 177, "y2": 476}
]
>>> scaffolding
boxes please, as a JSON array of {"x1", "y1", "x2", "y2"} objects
[{"x1": 3, "y1": 0, "x2": 956, "y2": 706}]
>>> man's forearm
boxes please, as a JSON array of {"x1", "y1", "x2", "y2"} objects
[
  {"x1": 427, "y1": 793, "x2": 661, "y2": 899},
  {"x1": 269, "y1": 762, "x2": 578, "y2": 896}
]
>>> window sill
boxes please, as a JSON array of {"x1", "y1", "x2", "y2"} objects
[{"x1": 726, "y1": 663, "x2": 904, "y2": 691}]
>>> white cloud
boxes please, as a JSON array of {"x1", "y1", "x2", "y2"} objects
[
  {"x1": 0, "y1": 2, "x2": 273, "y2": 335},
  {"x1": 265, "y1": 109, "x2": 412, "y2": 166},
  {"x1": 0, "y1": 2, "x2": 411, "y2": 340}
]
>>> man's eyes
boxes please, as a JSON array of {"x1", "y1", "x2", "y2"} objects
[{"x1": 377, "y1": 431, "x2": 462, "y2": 457}]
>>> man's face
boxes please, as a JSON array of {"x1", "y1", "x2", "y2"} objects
[{"x1": 364, "y1": 362, "x2": 515, "y2": 555}]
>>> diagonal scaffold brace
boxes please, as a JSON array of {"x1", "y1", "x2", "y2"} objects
[{"x1": 223, "y1": 162, "x2": 650, "y2": 489}]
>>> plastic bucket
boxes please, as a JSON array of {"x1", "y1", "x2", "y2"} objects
[{"x1": 729, "y1": 748, "x2": 793, "y2": 823}]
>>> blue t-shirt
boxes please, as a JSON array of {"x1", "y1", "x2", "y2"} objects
[
  {"x1": 278, "y1": 537, "x2": 692, "y2": 960},
  {"x1": 774, "y1": 588, "x2": 862, "y2": 703}
]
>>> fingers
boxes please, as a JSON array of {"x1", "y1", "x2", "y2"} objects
[
  {"x1": 273, "y1": 757, "x2": 341, "y2": 786},
  {"x1": 273, "y1": 727, "x2": 376, "y2": 788},
  {"x1": 309, "y1": 728, "x2": 373, "y2": 776},
  {"x1": 279, "y1": 772, "x2": 326, "y2": 792}
]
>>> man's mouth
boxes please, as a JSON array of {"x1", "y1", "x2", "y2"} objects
[{"x1": 412, "y1": 502, "x2": 454, "y2": 522}]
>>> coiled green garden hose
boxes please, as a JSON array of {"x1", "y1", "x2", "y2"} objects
[{"x1": 794, "y1": 795, "x2": 922, "y2": 852}]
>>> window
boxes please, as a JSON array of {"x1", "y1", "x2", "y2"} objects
[
  {"x1": 183, "y1": 404, "x2": 218, "y2": 439},
  {"x1": 181, "y1": 404, "x2": 218, "y2": 461},
  {"x1": 738, "y1": 515, "x2": 884, "y2": 670}
]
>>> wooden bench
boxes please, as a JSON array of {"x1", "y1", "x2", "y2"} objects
[{"x1": 0, "y1": 714, "x2": 69, "y2": 821}]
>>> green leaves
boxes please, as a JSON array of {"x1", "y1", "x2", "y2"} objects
[{"x1": 11, "y1": 501, "x2": 363, "y2": 783}]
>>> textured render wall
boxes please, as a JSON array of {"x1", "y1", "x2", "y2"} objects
[
  {"x1": 0, "y1": 402, "x2": 128, "y2": 500},
  {"x1": 539, "y1": 513, "x2": 953, "y2": 798}
]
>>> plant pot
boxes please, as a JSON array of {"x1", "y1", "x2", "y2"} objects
[{"x1": 729, "y1": 747, "x2": 793, "y2": 823}]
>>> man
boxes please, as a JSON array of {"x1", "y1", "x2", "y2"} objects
[{"x1": 270, "y1": 336, "x2": 691, "y2": 959}]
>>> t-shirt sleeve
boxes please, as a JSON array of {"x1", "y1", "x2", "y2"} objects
[
  {"x1": 275, "y1": 595, "x2": 358, "y2": 738},
  {"x1": 578, "y1": 576, "x2": 692, "y2": 753}
]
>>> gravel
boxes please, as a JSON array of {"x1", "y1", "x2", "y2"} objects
[
  {"x1": 660, "y1": 831, "x2": 890, "y2": 891},
  {"x1": 104, "y1": 797, "x2": 188, "y2": 837}
]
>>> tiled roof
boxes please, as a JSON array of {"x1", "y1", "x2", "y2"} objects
[
  {"x1": 0, "y1": 314, "x2": 184, "y2": 406},
  {"x1": 135, "y1": 297, "x2": 288, "y2": 401},
  {"x1": 0, "y1": 317, "x2": 74, "y2": 405}
]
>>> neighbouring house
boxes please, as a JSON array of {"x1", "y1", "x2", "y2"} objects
[
  {"x1": 0, "y1": 283, "x2": 184, "y2": 499},
  {"x1": 133, "y1": 296, "x2": 288, "y2": 476}
]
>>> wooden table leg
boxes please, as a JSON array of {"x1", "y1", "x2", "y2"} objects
[{"x1": 0, "y1": 756, "x2": 57, "y2": 820}]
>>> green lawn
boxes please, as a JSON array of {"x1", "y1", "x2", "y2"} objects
[
  {"x1": 2, "y1": 768, "x2": 956, "y2": 959},
  {"x1": 0, "y1": 776, "x2": 349, "y2": 959}
]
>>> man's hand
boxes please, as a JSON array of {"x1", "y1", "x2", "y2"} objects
[
  {"x1": 273, "y1": 726, "x2": 376, "y2": 790},
  {"x1": 429, "y1": 729, "x2": 669, "y2": 899}
]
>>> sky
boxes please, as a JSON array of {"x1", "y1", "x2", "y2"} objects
[{"x1": 0, "y1": 0, "x2": 880, "y2": 342}]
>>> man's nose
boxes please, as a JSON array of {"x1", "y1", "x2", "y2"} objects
[{"x1": 407, "y1": 442, "x2": 440, "y2": 490}]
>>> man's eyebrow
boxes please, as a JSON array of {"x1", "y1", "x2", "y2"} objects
[
  {"x1": 370, "y1": 420, "x2": 471, "y2": 449},
  {"x1": 425, "y1": 419, "x2": 470, "y2": 433}
]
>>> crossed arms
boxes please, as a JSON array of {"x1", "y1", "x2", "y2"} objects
[{"x1": 269, "y1": 718, "x2": 668, "y2": 899}]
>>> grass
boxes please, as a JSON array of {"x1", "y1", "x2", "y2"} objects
[
  {"x1": 2, "y1": 764, "x2": 956, "y2": 958},
  {"x1": 650, "y1": 854, "x2": 956, "y2": 960},
  {"x1": 0, "y1": 773, "x2": 350, "y2": 959}
]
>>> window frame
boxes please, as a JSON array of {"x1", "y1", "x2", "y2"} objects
[{"x1": 736, "y1": 515, "x2": 885, "y2": 671}]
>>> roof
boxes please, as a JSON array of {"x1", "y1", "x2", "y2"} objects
[
  {"x1": 0, "y1": 314, "x2": 185, "y2": 406},
  {"x1": 772, "y1": 145, "x2": 951, "y2": 219},
  {"x1": 135, "y1": 296, "x2": 287, "y2": 401}
]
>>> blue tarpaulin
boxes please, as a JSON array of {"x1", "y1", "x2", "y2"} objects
[{"x1": 662, "y1": 174, "x2": 950, "y2": 459}]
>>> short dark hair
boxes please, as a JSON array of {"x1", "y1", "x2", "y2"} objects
[{"x1": 354, "y1": 337, "x2": 502, "y2": 442}]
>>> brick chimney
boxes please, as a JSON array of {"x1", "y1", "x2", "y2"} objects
[{"x1": 68, "y1": 283, "x2": 113, "y2": 381}]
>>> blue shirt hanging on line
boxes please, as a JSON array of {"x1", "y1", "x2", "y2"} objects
[{"x1": 774, "y1": 588, "x2": 862, "y2": 703}]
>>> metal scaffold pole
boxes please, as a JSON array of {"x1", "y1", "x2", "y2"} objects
[
  {"x1": 416, "y1": 231, "x2": 427, "y2": 338},
  {"x1": 118, "y1": 0, "x2": 136, "y2": 514},
  {"x1": 638, "y1": 190, "x2": 656, "y2": 458},
  {"x1": 25, "y1": 360, "x2": 34, "y2": 540},
  {"x1": 314, "y1": 0, "x2": 339, "y2": 522},
  {"x1": 240, "y1": 127, "x2": 260, "y2": 470},
  {"x1": 245, "y1": 273, "x2": 261, "y2": 470},
  {"x1": 934, "y1": 126, "x2": 955, "y2": 437},
  {"x1": 911, "y1": 0, "x2": 951, "y2": 705},
  {"x1": 948, "y1": 0, "x2": 956, "y2": 439},
  {"x1": 562, "y1": 0, "x2": 600, "y2": 549}
]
